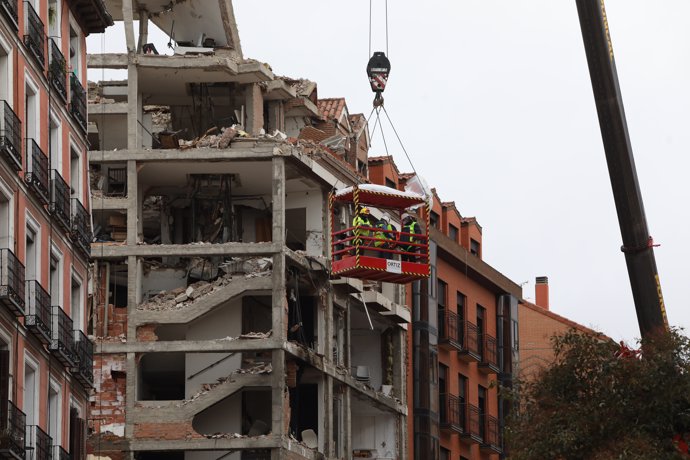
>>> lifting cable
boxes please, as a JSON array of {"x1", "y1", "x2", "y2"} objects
[{"x1": 365, "y1": 0, "x2": 418, "y2": 177}]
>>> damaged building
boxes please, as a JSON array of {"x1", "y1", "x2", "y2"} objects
[{"x1": 86, "y1": 1, "x2": 406, "y2": 459}]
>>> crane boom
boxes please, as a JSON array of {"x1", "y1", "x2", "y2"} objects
[{"x1": 575, "y1": 0, "x2": 669, "y2": 338}]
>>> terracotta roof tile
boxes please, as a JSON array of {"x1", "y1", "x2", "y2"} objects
[
  {"x1": 368, "y1": 155, "x2": 393, "y2": 162},
  {"x1": 317, "y1": 98, "x2": 347, "y2": 121}
]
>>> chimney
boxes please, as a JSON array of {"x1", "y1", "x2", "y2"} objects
[{"x1": 535, "y1": 276, "x2": 549, "y2": 310}]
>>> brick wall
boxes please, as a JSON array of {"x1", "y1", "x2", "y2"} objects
[{"x1": 90, "y1": 354, "x2": 127, "y2": 436}]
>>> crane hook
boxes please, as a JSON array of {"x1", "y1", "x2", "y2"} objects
[{"x1": 367, "y1": 51, "x2": 391, "y2": 107}]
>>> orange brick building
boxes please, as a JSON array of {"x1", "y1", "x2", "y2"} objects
[{"x1": 369, "y1": 156, "x2": 521, "y2": 459}]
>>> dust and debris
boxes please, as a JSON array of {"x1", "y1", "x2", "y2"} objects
[{"x1": 182, "y1": 363, "x2": 272, "y2": 405}]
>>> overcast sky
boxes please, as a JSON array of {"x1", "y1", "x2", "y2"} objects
[{"x1": 88, "y1": 1, "x2": 690, "y2": 343}]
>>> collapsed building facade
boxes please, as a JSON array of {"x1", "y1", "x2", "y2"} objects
[{"x1": 86, "y1": 1, "x2": 407, "y2": 459}]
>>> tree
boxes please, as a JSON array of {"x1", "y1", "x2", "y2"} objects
[{"x1": 507, "y1": 329, "x2": 690, "y2": 459}]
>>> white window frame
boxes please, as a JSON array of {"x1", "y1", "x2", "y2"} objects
[
  {"x1": 68, "y1": 14, "x2": 81, "y2": 81},
  {"x1": 68, "y1": 137, "x2": 83, "y2": 201},
  {"x1": 0, "y1": 178, "x2": 14, "y2": 250},
  {"x1": 48, "y1": 0, "x2": 61, "y2": 43},
  {"x1": 24, "y1": 71, "x2": 41, "y2": 144}
]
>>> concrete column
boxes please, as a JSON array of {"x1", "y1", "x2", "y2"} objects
[
  {"x1": 245, "y1": 84, "x2": 264, "y2": 136},
  {"x1": 343, "y1": 385, "x2": 352, "y2": 456},
  {"x1": 126, "y1": 64, "x2": 139, "y2": 150},
  {"x1": 323, "y1": 375, "x2": 334, "y2": 457},
  {"x1": 271, "y1": 157, "x2": 286, "y2": 448},
  {"x1": 137, "y1": 10, "x2": 149, "y2": 54},
  {"x1": 121, "y1": 0, "x2": 136, "y2": 53},
  {"x1": 267, "y1": 101, "x2": 284, "y2": 133},
  {"x1": 126, "y1": 161, "x2": 137, "y2": 245}
]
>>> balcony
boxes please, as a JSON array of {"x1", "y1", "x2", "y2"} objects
[
  {"x1": 479, "y1": 415, "x2": 502, "y2": 454},
  {"x1": 457, "y1": 321, "x2": 481, "y2": 363},
  {"x1": 438, "y1": 309, "x2": 461, "y2": 351},
  {"x1": 0, "y1": 0, "x2": 18, "y2": 30},
  {"x1": 23, "y1": 1, "x2": 45, "y2": 68},
  {"x1": 0, "y1": 101, "x2": 21, "y2": 171},
  {"x1": 27, "y1": 425, "x2": 52, "y2": 460},
  {"x1": 439, "y1": 393, "x2": 463, "y2": 433},
  {"x1": 49, "y1": 306, "x2": 77, "y2": 368},
  {"x1": 53, "y1": 445, "x2": 70, "y2": 460},
  {"x1": 73, "y1": 329, "x2": 94, "y2": 388},
  {"x1": 0, "y1": 249, "x2": 25, "y2": 317},
  {"x1": 25, "y1": 280, "x2": 51, "y2": 345},
  {"x1": 478, "y1": 334, "x2": 500, "y2": 374},
  {"x1": 0, "y1": 400, "x2": 26, "y2": 459},
  {"x1": 69, "y1": 75, "x2": 87, "y2": 132},
  {"x1": 459, "y1": 403, "x2": 482, "y2": 445},
  {"x1": 50, "y1": 170, "x2": 71, "y2": 232},
  {"x1": 25, "y1": 139, "x2": 50, "y2": 206},
  {"x1": 49, "y1": 39, "x2": 67, "y2": 102},
  {"x1": 70, "y1": 198, "x2": 91, "y2": 258}
]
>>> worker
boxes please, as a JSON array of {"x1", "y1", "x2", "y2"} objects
[
  {"x1": 400, "y1": 213, "x2": 421, "y2": 262},
  {"x1": 374, "y1": 213, "x2": 397, "y2": 259},
  {"x1": 352, "y1": 206, "x2": 373, "y2": 250}
]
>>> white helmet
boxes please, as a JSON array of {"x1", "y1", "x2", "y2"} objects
[{"x1": 381, "y1": 213, "x2": 390, "y2": 223}]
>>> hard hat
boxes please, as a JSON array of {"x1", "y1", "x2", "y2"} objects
[
  {"x1": 401, "y1": 213, "x2": 411, "y2": 220},
  {"x1": 381, "y1": 213, "x2": 390, "y2": 222},
  {"x1": 360, "y1": 207, "x2": 370, "y2": 215}
]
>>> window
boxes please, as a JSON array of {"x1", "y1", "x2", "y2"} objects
[
  {"x1": 385, "y1": 177, "x2": 396, "y2": 189},
  {"x1": 25, "y1": 76, "x2": 40, "y2": 142},
  {"x1": 457, "y1": 292, "x2": 466, "y2": 344},
  {"x1": 25, "y1": 220, "x2": 40, "y2": 280},
  {"x1": 449, "y1": 224, "x2": 459, "y2": 242},
  {"x1": 50, "y1": 248, "x2": 63, "y2": 306},
  {"x1": 48, "y1": 379, "x2": 62, "y2": 445},
  {"x1": 48, "y1": 0, "x2": 61, "y2": 41},
  {"x1": 71, "y1": 274, "x2": 83, "y2": 331},
  {"x1": 458, "y1": 374, "x2": 467, "y2": 404},
  {"x1": 50, "y1": 112, "x2": 62, "y2": 171},
  {"x1": 69, "y1": 24, "x2": 81, "y2": 79},
  {"x1": 0, "y1": 36, "x2": 10, "y2": 102},
  {"x1": 470, "y1": 238, "x2": 480, "y2": 257},
  {"x1": 70, "y1": 145, "x2": 81, "y2": 198},
  {"x1": 0, "y1": 181, "x2": 12, "y2": 249},
  {"x1": 0, "y1": 337, "x2": 10, "y2": 421},
  {"x1": 440, "y1": 447, "x2": 450, "y2": 460},
  {"x1": 477, "y1": 305, "x2": 486, "y2": 358},
  {"x1": 478, "y1": 385, "x2": 487, "y2": 439},
  {"x1": 430, "y1": 211, "x2": 440, "y2": 229},
  {"x1": 24, "y1": 353, "x2": 39, "y2": 426},
  {"x1": 437, "y1": 279, "x2": 447, "y2": 311},
  {"x1": 439, "y1": 364, "x2": 448, "y2": 423},
  {"x1": 69, "y1": 405, "x2": 85, "y2": 460}
]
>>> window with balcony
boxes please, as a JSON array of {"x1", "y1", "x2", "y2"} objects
[
  {"x1": 23, "y1": 0, "x2": 45, "y2": 68},
  {"x1": 48, "y1": 0, "x2": 61, "y2": 40},
  {"x1": 25, "y1": 222, "x2": 39, "y2": 281},
  {"x1": 478, "y1": 385, "x2": 487, "y2": 440},
  {"x1": 0, "y1": 41, "x2": 8, "y2": 102},
  {"x1": 70, "y1": 145, "x2": 81, "y2": 199},
  {"x1": 0, "y1": 184, "x2": 10, "y2": 248},
  {"x1": 48, "y1": 379, "x2": 61, "y2": 450},
  {"x1": 25, "y1": 76, "x2": 39, "y2": 142},
  {"x1": 69, "y1": 24, "x2": 80, "y2": 79},
  {"x1": 49, "y1": 113, "x2": 61, "y2": 171},
  {"x1": 50, "y1": 249, "x2": 62, "y2": 307},
  {"x1": 477, "y1": 305, "x2": 485, "y2": 357},
  {"x1": 68, "y1": 405, "x2": 85, "y2": 460}
]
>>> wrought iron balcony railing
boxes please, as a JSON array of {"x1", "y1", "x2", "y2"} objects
[
  {"x1": 69, "y1": 75, "x2": 87, "y2": 132},
  {"x1": 72, "y1": 329, "x2": 94, "y2": 388},
  {"x1": 0, "y1": 249, "x2": 25, "y2": 317},
  {"x1": 25, "y1": 139, "x2": 50, "y2": 206},
  {"x1": 479, "y1": 334, "x2": 500, "y2": 374},
  {"x1": 438, "y1": 309, "x2": 461, "y2": 350},
  {"x1": 49, "y1": 306, "x2": 76, "y2": 368},
  {"x1": 439, "y1": 393, "x2": 463, "y2": 433},
  {"x1": 480, "y1": 415, "x2": 502, "y2": 454},
  {"x1": 49, "y1": 39, "x2": 67, "y2": 102},
  {"x1": 0, "y1": 400, "x2": 26, "y2": 459},
  {"x1": 459, "y1": 403, "x2": 482, "y2": 444},
  {"x1": 457, "y1": 321, "x2": 481, "y2": 362},
  {"x1": 23, "y1": 1, "x2": 45, "y2": 68},
  {"x1": 0, "y1": 101, "x2": 21, "y2": 171},
  {"x1": 70, "y1": 198, "x2": 91, "y2": 258},
  {"x1": 53, "y1": 445, "x2": 70, "y2": 460},
  {"x1": 25, "y1": 280, "x2": 51, "y2": 345},
  {"x1": 27, "y1": 425, "x2": 52, "y2": 460},
  {"x1": 50, "y1": 170, "x2": 71, "y2": 232},
  {"x1": 0, "y1": 0, "x2": 18, "y2": 30}
]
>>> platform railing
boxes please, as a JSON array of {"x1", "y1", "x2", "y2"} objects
[{"x1": 332, "y1": 225, "x2": 430, "y2": 263}]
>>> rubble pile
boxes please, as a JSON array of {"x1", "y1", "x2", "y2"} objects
[{"x1": 137, "y1": 257, "x2": 273, "y2": 311}]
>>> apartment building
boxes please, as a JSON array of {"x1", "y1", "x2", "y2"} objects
[
  {"x1": 85, "y1": 2, "x2": 408, "y2": 459},
  {"x1": 0, "y1": 0, "x2": 111, "y2": 458},
  {"x1": 369, "y1": 156, "x2": 521, "y2": 460}
]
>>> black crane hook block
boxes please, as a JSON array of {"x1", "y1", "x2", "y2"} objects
[{"x1": 367, "y1": 51, "x2": 391, "y2": 106}]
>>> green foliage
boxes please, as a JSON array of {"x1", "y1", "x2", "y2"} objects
[{"x1": 506, "y1": 328, "x2": 690, "y2": 460}]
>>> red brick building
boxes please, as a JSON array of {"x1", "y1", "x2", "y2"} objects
[
  {"x1": 0, "y1": 0, "x2": 110, "y2": 458},
  {"x1": 369, "y1": 156, "x2": 521, "y2": 459}
]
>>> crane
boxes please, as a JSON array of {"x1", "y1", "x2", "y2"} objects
[{"x1": 575, "y1": 0, "x2": 669, "y2": 339}]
